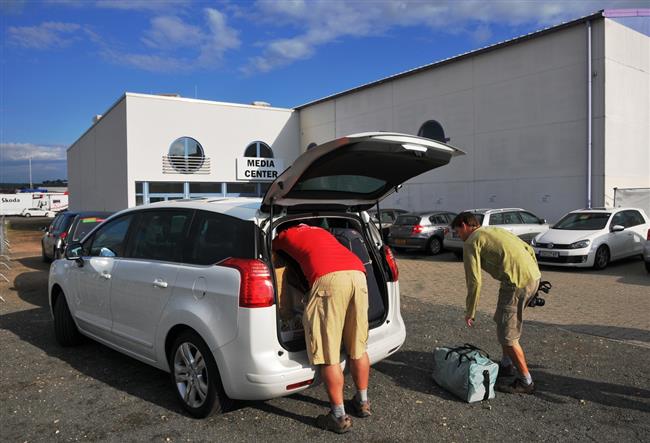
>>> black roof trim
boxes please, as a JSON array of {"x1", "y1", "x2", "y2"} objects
[{"x1": 295, "y1": 11, "x2": 604, "y2": 110}]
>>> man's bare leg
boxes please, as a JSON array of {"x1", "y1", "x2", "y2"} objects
[
  {"x1": 321, "y1": 363, "x2": 344, "y2": 405},
  {"x1": 349, "y1": 352, "x2": 369, "y2": 391}
]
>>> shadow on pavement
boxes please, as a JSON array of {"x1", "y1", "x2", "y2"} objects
[
  {"x1": 375, "y1": 349, "x2": 650, "y2": 413},
  {"x1": 539, "y1": 256, "x2": 649, "y2": 286}
]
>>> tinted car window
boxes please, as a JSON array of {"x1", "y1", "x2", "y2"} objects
[
  {"x1": 89, "y1": 215, "x2": 133, "y2": 257},
  {"x1": 622, "y1": 210, "x2": 645, "y2": 227},
  {"x1": 503, "y1": 212, "x2": 523, "y2": 224},
  {"x1": 519, "y1": 211, "x2": 540, "y2": 224},
  {"x1": 430, "y1": 215, "x2": 447, "y2": 224},
  {"x1": 59, "y1": 214, "x2": 76, "y2": 234},
  {"x1": 130, "y1": 210, "x2": 193, "y2": 263},
  {"x1": 488, "y1": 213, "x2": 504, "y2": 225},
  {"x1": 610, "y1": 212, "x2": 625, "y2": 227},
  {"x1": 186, "y1": 211, "x2": 257, "y2": 265}
]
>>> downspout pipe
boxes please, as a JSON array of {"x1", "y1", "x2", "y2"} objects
[{"x1": 587, "y1": 20, "x2": 593, "y2": 209}]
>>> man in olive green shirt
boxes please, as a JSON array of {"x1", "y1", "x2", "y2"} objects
[{"x1": 451, "y1": 212, "x2": 541, "y2": 394}]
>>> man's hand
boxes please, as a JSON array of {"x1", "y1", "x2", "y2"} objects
[{"x1": 465, "y1": 316, "x2": 474, "y2": 327}]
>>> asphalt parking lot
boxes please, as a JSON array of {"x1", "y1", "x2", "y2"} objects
[{"x1": 1, "y1": 221, "x2": 649, "y2": 442}]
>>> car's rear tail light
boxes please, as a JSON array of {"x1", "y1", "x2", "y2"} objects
[
  {"x1": 220, "y1": 258, "x2": 274, "y2": 308},
  {"x1": 411, "y1": 225, "x2": 424, "y2": 234},
  {"x1": 443, "y1": 227, "x2": 449, "y2": 235},
  {"x1": 383, "y1": 246, "x2": 399, "y2": 282},
  {"x1": 286, "y1": 378, "x2": 314, "y2": 390},
  {"x1": 59, "y1": 231, "x2": 68, "y2": 240},
  {"x1": 647, "y1": 229, "x2": 650, "y2": 241}
]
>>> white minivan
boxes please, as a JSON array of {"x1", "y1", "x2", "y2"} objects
[{"x1": 49, "y1": 132, "x2": 463, "y2": 417}]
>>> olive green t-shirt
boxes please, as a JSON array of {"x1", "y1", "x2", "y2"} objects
[{"x1": 463, "y1": 227, "x2": 541, "y2": 319}]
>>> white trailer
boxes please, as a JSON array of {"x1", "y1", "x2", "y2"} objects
[{"x1": 0, "y1": 193, "x2": 69, "y2": 215}]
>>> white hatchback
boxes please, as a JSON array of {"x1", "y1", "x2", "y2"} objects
[
  {"x1": 532, "y1": 208, "x2": 650, "y2": 269},
  {"x1": 48, "y1": 132, "x2": 463, "y2": 417}
]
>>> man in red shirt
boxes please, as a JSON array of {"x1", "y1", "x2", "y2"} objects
[{"x1": 273, "y1": 223, "x2": 370, "y2": 433}]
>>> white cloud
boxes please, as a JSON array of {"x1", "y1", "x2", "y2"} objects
[
  {"x1": 244, "y1": 0, "x2": 647, "y2": 73},
  {"x1": 94, "y1": 0, "x2": 191, "y2": 12},
  {"x1": 7, "y1": 22, "x2": 88, "y2": 49},
  {"x1": 109, "y1": 8, "x2": 240, "y2": 72},
  {"x1": 1, "y1": 143, "x2": 67, "y2": 162}
]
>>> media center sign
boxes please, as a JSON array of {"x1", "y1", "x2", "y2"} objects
[{"x1": 236, "y1": 157, "x2": 285, "y2": 182}]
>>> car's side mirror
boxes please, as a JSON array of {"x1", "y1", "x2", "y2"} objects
[
  {"x1": 539, "y1": 218, "x2": 547, "y2": 224},
  {"x1": 65, "y1": 242, "x2": 84, "y2": 266},
  {"x1": 611, "y1": 224, "x2": 625, "y2": 232}
]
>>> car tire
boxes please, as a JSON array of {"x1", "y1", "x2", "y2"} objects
[
  {"x1": 53, "y1": 293, "x2": 82, "y2": 346},
  {"x1": 453, "y1": 251, "x2": 463, "y2": 261},
  {"x1": 427, "y1": 237, "x2": 443, "y2": 255},
  {"x1": 24, "y1": 213, "x2": 31, "y2": 218},
  {"x1": 593, "y1": 245, "x2": 610, "y2": 270},
  {"x1": 645, "y1": 261, "x2": 650, "y2": 273},
  {"x1": 170, "y1": 330, "x2": 233, "y2": 418}
]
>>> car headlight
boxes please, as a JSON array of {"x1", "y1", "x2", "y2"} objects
[{"x1": 570, "y1": 239, "x2": 590, "y2": 249}]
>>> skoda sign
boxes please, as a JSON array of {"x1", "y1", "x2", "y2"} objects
[{"x1": 236, "y1": 157, "x2": 285, "y2": 182}]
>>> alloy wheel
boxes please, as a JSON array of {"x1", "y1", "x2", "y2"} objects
[{"x1": 173, "y1": 342, "x2": 209, "y2": 408}]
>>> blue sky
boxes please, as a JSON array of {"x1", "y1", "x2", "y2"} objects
[{"x1": 1, "y1": 0, "x2": 648, "y2": 183}]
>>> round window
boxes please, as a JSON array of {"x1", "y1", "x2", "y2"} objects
[
  {"x1": 244, "y1": 141, "x2": 273, "y2": 158},
  {"x1": 168, "y1": 137, "x2": 205, "y2": 173}
]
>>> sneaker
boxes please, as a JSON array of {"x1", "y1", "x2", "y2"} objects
[
  {"x1": 496, "y1": 378, "x2": 535, "y2": 395},
  {"x1": 349, "y1": 397, "x2": 371, "y2": 418},
  {"x1": 497, "y1": 364, "x2": 517, "y2": 379},
  {"x1": 315, "y1": 412, "x2": 352, "y2": 434}
]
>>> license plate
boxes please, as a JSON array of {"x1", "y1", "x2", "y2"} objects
[
  {"x1": 395, "y1": 239, "x2": 407, "y2": 245},
  {"x1": 540, "y1": 250, "x2": 559, "y2": 258}
]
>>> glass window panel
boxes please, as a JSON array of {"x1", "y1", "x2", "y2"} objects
[
  {"x1": 89, "y1": 215, "x2": 133, "y2": 257},
  {"x1": 135, "y1": 196, "x2": 143, "y2": 206},
  {"x1": 293, "y1": 175, "x2": 385, "y2": 194},
  {"x1": 503, "y1": 212, "x2": 523, "y2": 224},
  {"x1": 226, "y1": 182, "x2": 257, "y2": 195},
  {"x1": 489, "y1": 213, "x2": 504, "y2": 225},
  {"x1": 186, "y1": 211, "x2": 256, "y2": 265},
  {"x1": 135, "y1": 182, "x2": 143, "y2": 194},
  {"x1": 553, "y1": 213, "x2": 610, "y2": 230},
  {"x1": 519, "y1": 211, "x2": 540, "y2": 224},
  {"x1": 149, "y1": 197, "x2": 165, "y2": 203},
  {"x1": 189, "y1": 182, "x2": 222, "y2": 193},
  {"x1": 130, "y1": 211, "x2": 192, "y2": 262},
  {"x1": 149, "y1": 182, "x2": 184, "y2": 194}
]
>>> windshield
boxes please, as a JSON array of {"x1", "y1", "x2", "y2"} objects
[{"x1": 553, "y1": 213, "x2": 610, "y2": 230}]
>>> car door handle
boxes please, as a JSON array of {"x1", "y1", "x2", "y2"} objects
[
  {"x1": 153, "y1": 279, "x2": 168, "y2": 288},
  {"x1": 100, "y1": 272, "x2": 111, "y2": 280}
]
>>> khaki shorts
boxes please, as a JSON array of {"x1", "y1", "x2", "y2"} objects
[
  {"x1": 493, "y1": 279, "x2": 540, "y2": 346},
  {"x1": 303, "y1": 270, "x2": 369, "y2": 365}
]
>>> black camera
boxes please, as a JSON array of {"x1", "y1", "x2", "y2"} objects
[{"x1": 527, "y1": 281, "x2": 552, "y2": 308}]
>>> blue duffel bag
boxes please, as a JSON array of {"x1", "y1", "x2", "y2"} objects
[{"x1": 432, "y1": 344, "x2": 498, "y2": 403}]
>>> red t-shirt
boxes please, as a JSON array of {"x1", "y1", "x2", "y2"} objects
[{"x1": 272, "y1": 225, "x2": 366, "y2": 287}]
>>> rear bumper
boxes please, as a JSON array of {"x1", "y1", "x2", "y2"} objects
[{"x1": 215, "y1": 288, "x2": 406, "y2": 401}]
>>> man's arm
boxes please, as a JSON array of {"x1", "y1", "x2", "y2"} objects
[{"x1": 463, "y1": 240, "x2": 482, "y2": 322}]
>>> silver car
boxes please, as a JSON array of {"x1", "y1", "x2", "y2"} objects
[
  {"x1": 444, "y1": 208, "x2": 549, "y2": 259},
  {"x1": 48, "y1": 132, "x2": 463, "y2": 418},
  {"x1": 387, "y1": 211, "x2": 457, "y2": 255}
]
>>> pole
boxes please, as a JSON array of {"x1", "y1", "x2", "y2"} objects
[
  {"x1": 586, "y1": 21, "x2": 593, "y2": 209},
  {"x1": 29, "y1": 157, "x2": 33, "y2": 189}
]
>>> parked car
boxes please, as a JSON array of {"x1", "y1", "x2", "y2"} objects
[
  {"x1": 50, "y1": 212, "x2": 113, "y2": 260},
  {"x1": 22, "y1": 207, "x2": 55, "y2": 217},
  {"x1": 367, "y1": 208, "x2": 409, "y2": 237},
  {"x1": 387, "y1": 211, "x2": 457, "y2": 255},
  {"x1": 445, "y1": 208, "x2": 549, "y2": 259},
  {"x1": 48, "y1": 132, "x2": 464, "y2": 418},
  {"x1": 532, "y1": 207, "x2": 650, "y2": 270},
  {"x1": 42, "y1": 211, "x2": 79, "y2": 262}
]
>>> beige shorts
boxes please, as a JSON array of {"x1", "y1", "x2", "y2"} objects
[
  {"x1": 303, "y1": 270, "x2": 369, "y2": 365},
  {"x1": 494, "y1": 279, "x2": 540, "y2": 346}
]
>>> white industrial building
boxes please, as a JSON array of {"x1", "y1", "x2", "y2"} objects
[{"x1": 68, "y1": 11, "x2": 649, "y2": 222}]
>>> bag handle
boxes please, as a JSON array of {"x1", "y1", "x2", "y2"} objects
[{"x1": 444, "y1": 344, "x2": 491, "y2": 367}]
